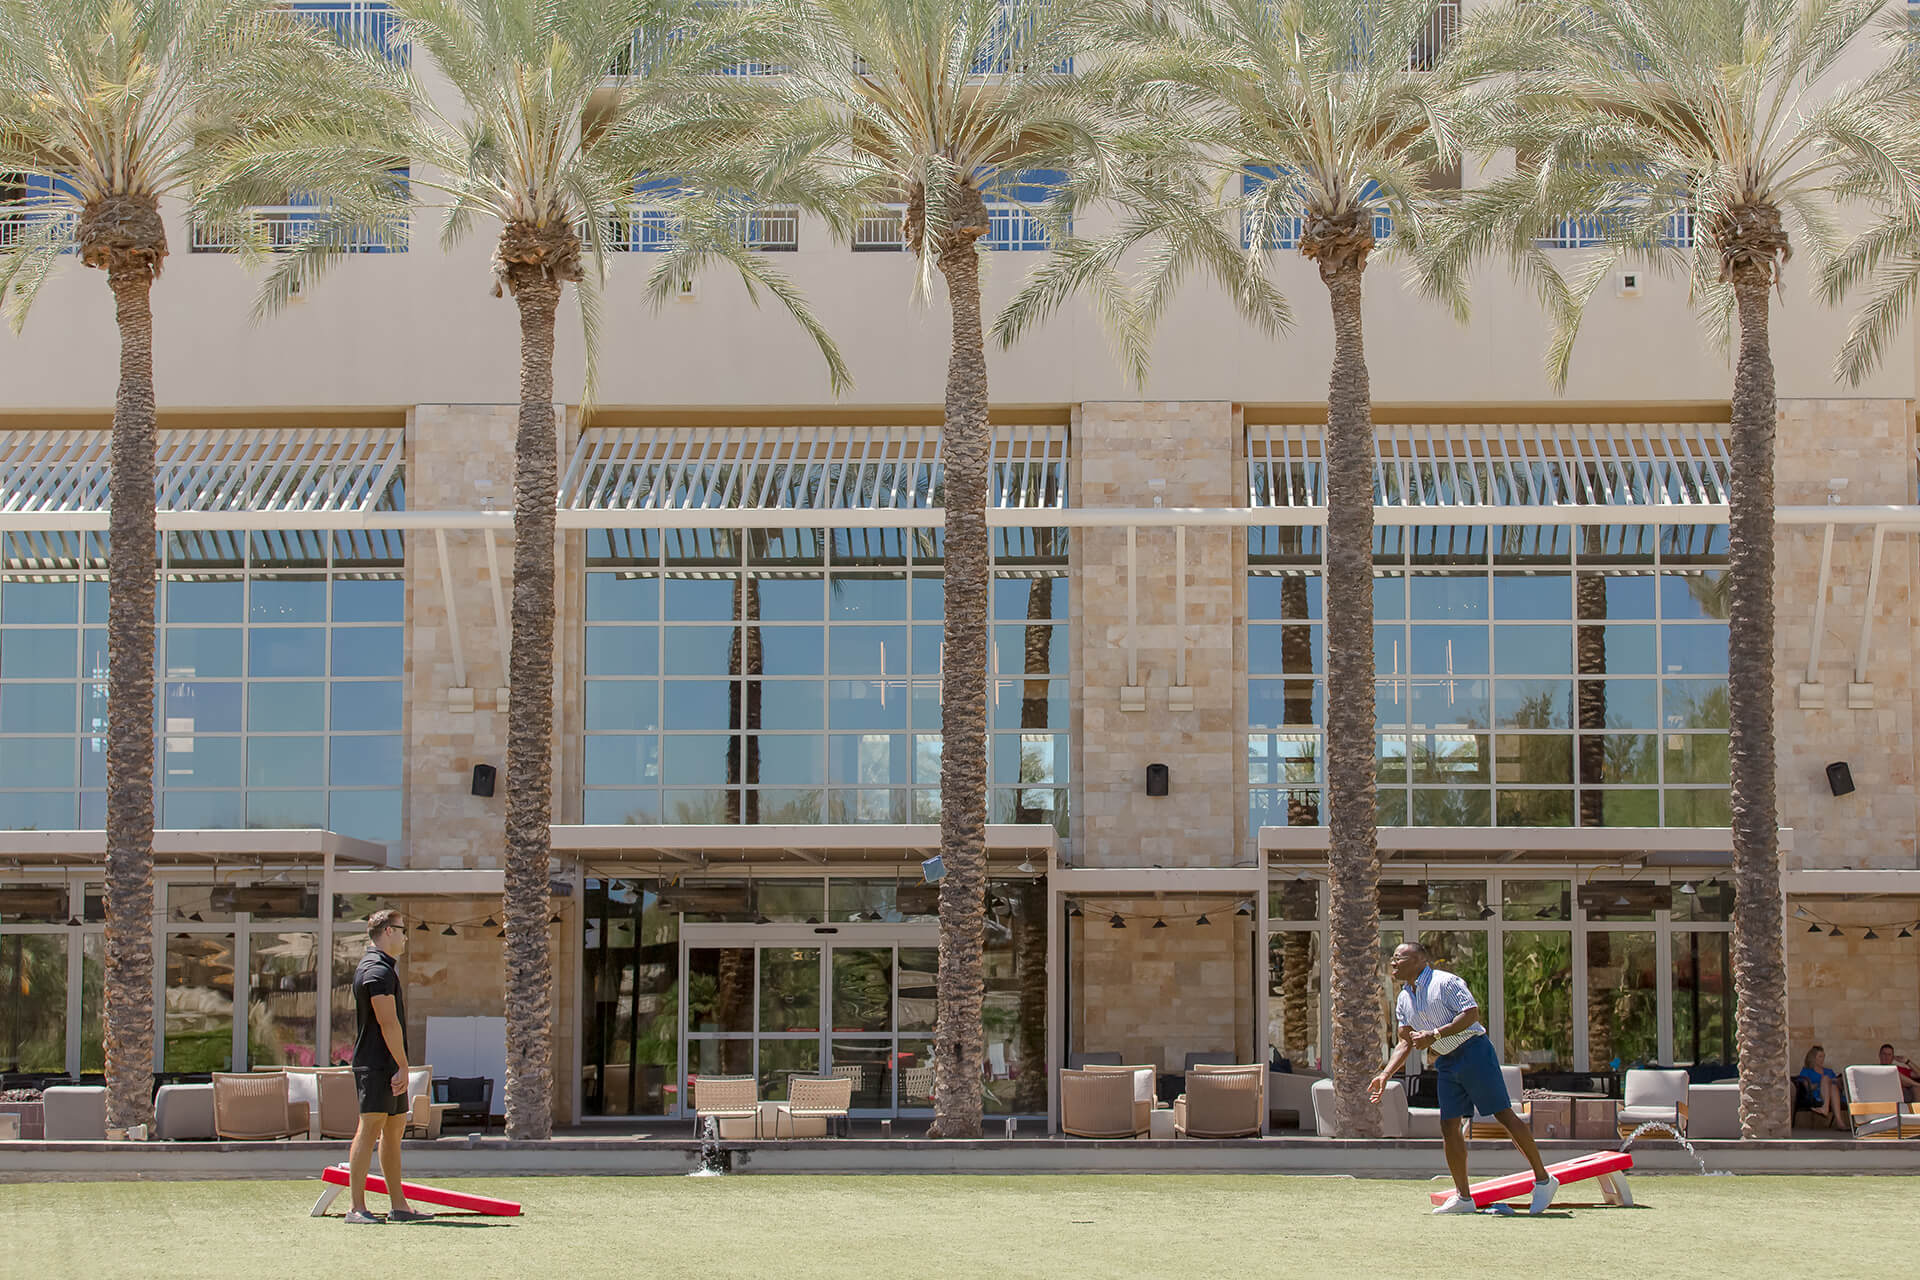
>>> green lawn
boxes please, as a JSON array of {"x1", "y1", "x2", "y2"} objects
[{"x1": 0, "y1": 1173, "x2": 1887, "y2": 1279}]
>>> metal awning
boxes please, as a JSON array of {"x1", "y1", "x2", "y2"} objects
[
  {"x1": 1247, "y1": 421, "x2": 1730, "y2": 510},
  {"x1": 1259, "y1": 825, "x2": 1795, "y2": 871},
  {"x1": 559, "y1": 424, "x2": 1068, "y2": 522},
  {"x1": 0, "y1": 427, "x2": 404, "y2": 531},
  {"x1": 0, "y1": 828, "x2": 387, "y2": 870},
  {"x1": 552, "y1": 822, "x2": 1057, "y2": 870}
]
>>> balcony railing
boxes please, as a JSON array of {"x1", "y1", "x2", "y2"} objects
[
  {"x1": 0, "y1": 207, "x2": 75, "y2": 249},
  {"x1": 1242, "y1": 208, "x2": 1394, "y2": 251},
  {"x1": 602, "y1": 204, "x2": 799, "y2": 252},
  {"x1": 983, "y1": 203, "x2": 1053, "y2": 251},
  {"x1": 292, "y1": 1, "x2": 407, "y2": 64},
  {"x1": 853, "y1": 204, "x2": 907, "y2": 250},
  {"x1": 190, "y1": 206, "x2": 407, "y2": 253},
  {"x1": 1537, "y1": 208, "x2": 1694, "y2": 250},
  {"x1": 1409, "y1": 1, "x2": 1459, "y2": 71}
]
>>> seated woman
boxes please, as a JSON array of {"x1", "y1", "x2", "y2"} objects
[{"x1": 1796, "y1": 1045, "x2": 1848, "y2": 1128}]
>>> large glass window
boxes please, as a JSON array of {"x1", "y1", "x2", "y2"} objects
[
  {"x1": 1586, "y1": 930, "x2": 1658, "y2": 1070},
  {"x1": 583, "y1": 526, "x2": 1069, "y2": 833},
  {"x1": 582, "y1": 877, "x2": 681, "y2": 1116},
  {"x1": 0, "y1": 930, "x2": 67, "y2": 1071},
  {"x1": 164, "y1": 931, "x2": 236, "y2": 1071},
  {"x1": 1248, "y1": 522, "x2": 1729, "y2": 830},
  {"x1": 0, "y1": 526, "x2": 405, "y2": 850}
]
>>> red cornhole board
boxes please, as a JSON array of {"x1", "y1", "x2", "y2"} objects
[
  {"x1": 1429, "y1": 1150, "x2": 1635, "y2": 1209},
  {"x1": 311, "y1": 1163, "x2": 523, "y2": 1217}
]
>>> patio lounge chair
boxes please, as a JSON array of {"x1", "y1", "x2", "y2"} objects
[
  {"x1": 1470, "y1": 1066, "x2": 1529, "y2": 1138},
  {"x1": 693, "y1": 1074, "x2": 761, "y2": 1138},
  {"x1": 775, "y1": 1075, "x2": 853, "y2": 1139},
  {"x1": 434, "y1": 1075, "x2": 494, "y2": 1134},
  {"x1": 1617, "y1": 1068, "x2": 1690, "y2": 1138},
  {"x1": 1060, "y1": 1066, "x2": 1154, "y2": 1138},
  {"x1": 211, "y1": 1072, "x2": 308, "y2": 1141},
  {"x1": 1173, "y1": 1064, "x2": 1264, "y2": 1138},
  {"x1": 1844, "y1": 1065, "x2": 1920, "y2": 1139}
]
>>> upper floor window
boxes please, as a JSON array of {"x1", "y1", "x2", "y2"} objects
[{"x1": 293, "y1": 1, "x2": 408, "y2": 64}]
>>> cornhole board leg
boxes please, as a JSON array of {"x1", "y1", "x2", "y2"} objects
[
  {"x1": 315, "y1": 1163, "x2": 524, "y2": 1216},
  {"x1": 1597, "y1": 1170, "x2": 1633, "y2": 1208},
  {"x1": 1431, "y1": 1151, "x2": 1635, "y2": 1208},
  {"x1": 309, "y1": 1180, "x2": 344, "y2": 1218}
]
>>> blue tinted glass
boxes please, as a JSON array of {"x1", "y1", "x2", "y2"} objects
[
  {"x1": 582, "y1": 790, "x2": 660, "y2": 824},
  {"x1": 662, "y1": 734, "x2": 735, "y2": 785},
  {"x1": 830, "y1": 576, "x2": 907, "y2": 620},
  {"x1": 755, "y1": 681, "x2": 824, "y2": 730},
  {"x1": 79, "y1": 790, "x2": 103, "y2": 827},
  {"x1": 1249, "y1": 574, "x2": 1322, "y2": 621},
  {"x1": 329, "y1": 735, "x2": 402, "y2": 788},
  {"x1": 84, "y1": 580, "x2": 108, "y2": 623},
  {"x1": 165, "y1": 681, "x2": 242, "y2": 733},
  {"x1": 165, "y1": 736, "x2": 242, "y2": 788},
  {"x1": 756, "y1": 626, "x2": 824, "y2": 676},
  {"x1": 249, "y1": 627, "x2": 326, "y2": 677},
  {"x1": 755, "y1": 576, "x2": 824, "y2": 621},
  {"x1": 1249, "y1": 679, "x2": 1322, "y2": 729},
  {"x1": 331, "y1": 578, "x2": 404, "y2": 622},
  {"x1": 1, "y1": 683, "x2": 76, "y2": 733},
  {"x1": 1373, "y1": 575, "x2": 1406, "y2": 619},
  {"x1": 586, "y1": 573, "x2": 659, "y2": 621},
  {"x1": 829, "y1": 733, "x2": 908, "y2": 785},
  {"x1": 1375, "y1": 626, "x2": 1404, "y2": 674},
  {"x1": 993, "y1": 625, "x2": 1066, "y2": 675},
  {"x1": 2, "y1": 579, "x2": 79, "y2": 623},
  {"x1": 1377, "y1": 682, "x2": 1409, "y2": 731},
  {"x1": 993, "y1": 576, "x2": 1068, "y2": 620},
  {"x1": 246, "y1": 790, "x2": 327, "y2": 829},
  {"x1": 1250, "y1": 624, "x2": 1323, "y2": 675},
  {"x1": 162, "y1": 628, "x2": 241, "y2": 679},
  {"x1": 664, "y1": 578, "x2": 738, "y2": 621},
  {"x1": 1580, "y1": 678, "x2": 1658, "y2": 729},
  {"x1": 586, "y1": 626, "x2": 658, "y2": 676},
  {"x1": 250, "y1": 682, "x2": 325, "y2": 732},
  {"x1": 664, "y1": 626, "x2": 737, "y2": 676},
  {"x1": 910, "y1": 576, "x2": 944, "y2": 620},
  {"x1": 993, "y1": 733, "x2": 1066, "y2": 785},
  {"x1": 1410, "y1": 626, "x2": 1489, "y2": 675},
  {"x1": 585, "y1": 735, "x2": 661, "y2": 787},
  {"x1": 0, "y1": 737, "x2": 74, "y2": 788},
  {"x1": 250, "y1": 578, "x2": 326, "y2": 623},
  {"x1": 80, "y1": 734, "x2": 104, "y2": 786},
  {"x1": 328, "y1": 789, "x2": 401, "y2": 846},
  {"x1": 1493, "y1": 573, "x2": 1570, "y2": 619},
  {"x1": 1660, "y1": 572, "x2": 1728, "y2": 620},
  {"x1": 1494, "y1": 625, "x2": 1571, "y2": 674},
  {"x1": 1663, "y1": 679, "x2": 1729, "y2": 730},
  {"x1": 1409, "y1": 576, "x2": 1487, "y2": 620},
  {"x1": 584, "y1": 680, "x2": 658, "y2": 731},
  {"x1": 828, "y1": 679, "x2": 908, "y2": 730},
  {"x1": 1661, "y1": 624, "x2": 1727, "y2": 674},
  {"x1": 662, "y1": 788, "x2": 733, "y2": 822},
  {"x1": 331, "y1": 628, "x2": 403, "y2": 677},
  {"x1": 991, "y1": 680, "x2": 1067, "y2": 730},
  {"x1": 1578, "y1": 572, "x2": 1656, "y2": 619},
  {"x1": 80, "y1": 628, "x2": 106, "y2": 678},
  {"x1": 163, "y1": 790, "x2": 243, "y2": 829},
  {"x1": 0, "y1": 792, "x2": 76, "y2": 830},
  {"x1": 166, "y1": 580, "x2": 243, "y2": 622},
  {"x1": 1494, "y1": 679, "x2": 1572, "y2": 729},
  {"x1": 911, "y1": 627, "x2": 943, "y2": 674},
  {"x1": 1, "y1": 628, "x2": 77, "y2": 678},
  {"x1": 663, "y1": 680, "x2": 731, "y2": 729},
  {"x1": 587, "y1": 528, "x2": 658, "y2": 565},
  {"x1": 1577, "y1": 625, "x2": 1656, "y2": 674},
  {"x1": 910, "y1": 681, "x2": 941, "y2": 732},
  {"x1": 754, "y1": 734, "x2": 825, "y2": 785},
  {"x1": 830, "y1": 626, "x2": 907, "y2": 676},
  {"x1": 1409, "y1": 679, "x2": 1488, "y2": 730},
  {"x1": 246, "y1": 736, "x2": 323, "y2": 788},
  {"x1": 330, "y1": 681, "x2": 401, "y2": 732}
]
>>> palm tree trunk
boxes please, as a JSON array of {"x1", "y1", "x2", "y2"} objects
[
  {"x1": 1319, "y1": 252, "x2": 1384, "y2": 1138},
  {"x1": 502, "y1": 270, "x2": 562, "y2": 1141},
  {"x1": 103, "y1": 266, "x2": 159, "y2": 1131},
  {"x1": 1728, "y1": 264, "x2": 1788, "y2": 1139},
  {"x1": 930, "y1": 204, "x2": 992, "y2": 1140}
]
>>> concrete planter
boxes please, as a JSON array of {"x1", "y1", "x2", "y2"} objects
[{"x1": 0, "y1": 1101, "x2": 45, "y2": 1140}]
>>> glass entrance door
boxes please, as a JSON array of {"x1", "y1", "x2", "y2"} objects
[{"x1": 680, "y1": 924, "x2": 936, "y2": 1117}]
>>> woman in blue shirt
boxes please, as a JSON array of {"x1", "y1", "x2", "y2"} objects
[{"x1": 1797, "y1": 1045, "x2": 1848, "y2": 1128}]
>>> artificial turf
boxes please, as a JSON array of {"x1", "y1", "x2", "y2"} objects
[{"x1": 1, "y1": 1172, "x2": 1886, "y2": 1279}]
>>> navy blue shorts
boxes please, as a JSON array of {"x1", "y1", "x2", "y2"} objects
[{"x1": 1435, "y1": 1034, "x2": 1510, "y2": 1121}]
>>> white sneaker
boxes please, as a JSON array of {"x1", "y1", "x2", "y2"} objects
[
  {"x1": 1528, "y1": 1176, "x2": 1560, "y2": 1215},
  {"x1": 1432, "y1": 1194, "x2": 1477, "y2": 1215}
]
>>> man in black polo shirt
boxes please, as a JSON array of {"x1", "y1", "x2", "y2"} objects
[{"x1": 344, "y1": 910, "x2": 430, "y2": 1224}]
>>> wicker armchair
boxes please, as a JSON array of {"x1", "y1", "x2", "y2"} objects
[
  {"x1": 1060, "y1": 1066, "x2": 1153, "y2": 1139},
  {"x1": 775, "y1": 1075, "x2": 853, "y2": 1139},
  {"x1": 1173, "y1": 1064, "x2": 1264, "y2": 1138},
  {"x1": 211, "y1": 1072, "x2": 309, "y2": 1141},
  {"x1": 900, "y1": 1066, "x2": 935, "y2": 1106},
  {"x1": 283, "y1": 1067, "x2": 359, "y2": 1140},
  {"x1": 693, "y1": 1074, "x2": 761, "y2": 1137}
]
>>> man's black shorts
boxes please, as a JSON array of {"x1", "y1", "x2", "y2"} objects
[{"x1": 353, "y1": 1065, "x2": 410, "y2": 1117}]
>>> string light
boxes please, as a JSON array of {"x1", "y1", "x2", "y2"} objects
[
  {"x1": 1067, "y1": 904, "x2": 1082, "y2": 918},
  {"x1": 442, "y1": 926, "x2": 458, "y2": 937},
  {"x1": 481, "y1": 916, "x2": 498, "y2": 929},
  {"x1": 1152, "y1": 918, "x2": 1168, "y2": 929},
  {"x1": 1864, "y1": 928, "x2": 1880, "y2": 941},
  {"x1": 1195, "y1": 913, "x2": 1210, "y2": 926},
  {"x1": 1109, "y1": 914, "x2": 1126, "y2": 929},
  {"x1": 1829, "y1": 926, "x2": 1845, "y2": 938}
]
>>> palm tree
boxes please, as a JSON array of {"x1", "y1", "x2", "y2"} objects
[
  {"x1": 211, "y1": 0, "x2": 848, "y2": 1138},
  {"x1": 706, "y1": 0, "x2": 1123, "y2": 1138},
  {"x1": 0, "y1": 0, "x2": 405, "y2": 1131},
  {"x1": 999, "y1": 0, "x2": 1470, "y2": 1137},
  {"x1": 1426, "y1": 0, "x2": 1920, "y2": 1139}
]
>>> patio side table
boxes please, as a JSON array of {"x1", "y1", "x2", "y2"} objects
[
  {"x1": 1530, "y1": 1097, "x2": 1574, "y2": 1139},
  {"x1": 1573, "y1": 1097, "x2": 1619, "y2": 1140}
]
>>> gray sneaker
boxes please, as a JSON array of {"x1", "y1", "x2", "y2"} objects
[
  {"x1": 342, "y1": 1209, "x2": 384, "y2": 1225},
  {"x1": 387, "y1": 1208, "x2": 436, "y2": 1223}
]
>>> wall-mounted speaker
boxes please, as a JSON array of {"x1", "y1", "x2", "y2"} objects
[
  {"x1": 1826, "y1": 762, "x2": 1855, "y2": 797},
  {"x1": 1145, "y1": 763, "x2": 1170, "y2": 797},
  {"x1": 471, "y1": 764, "x2": 497, "y2": 797}
]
